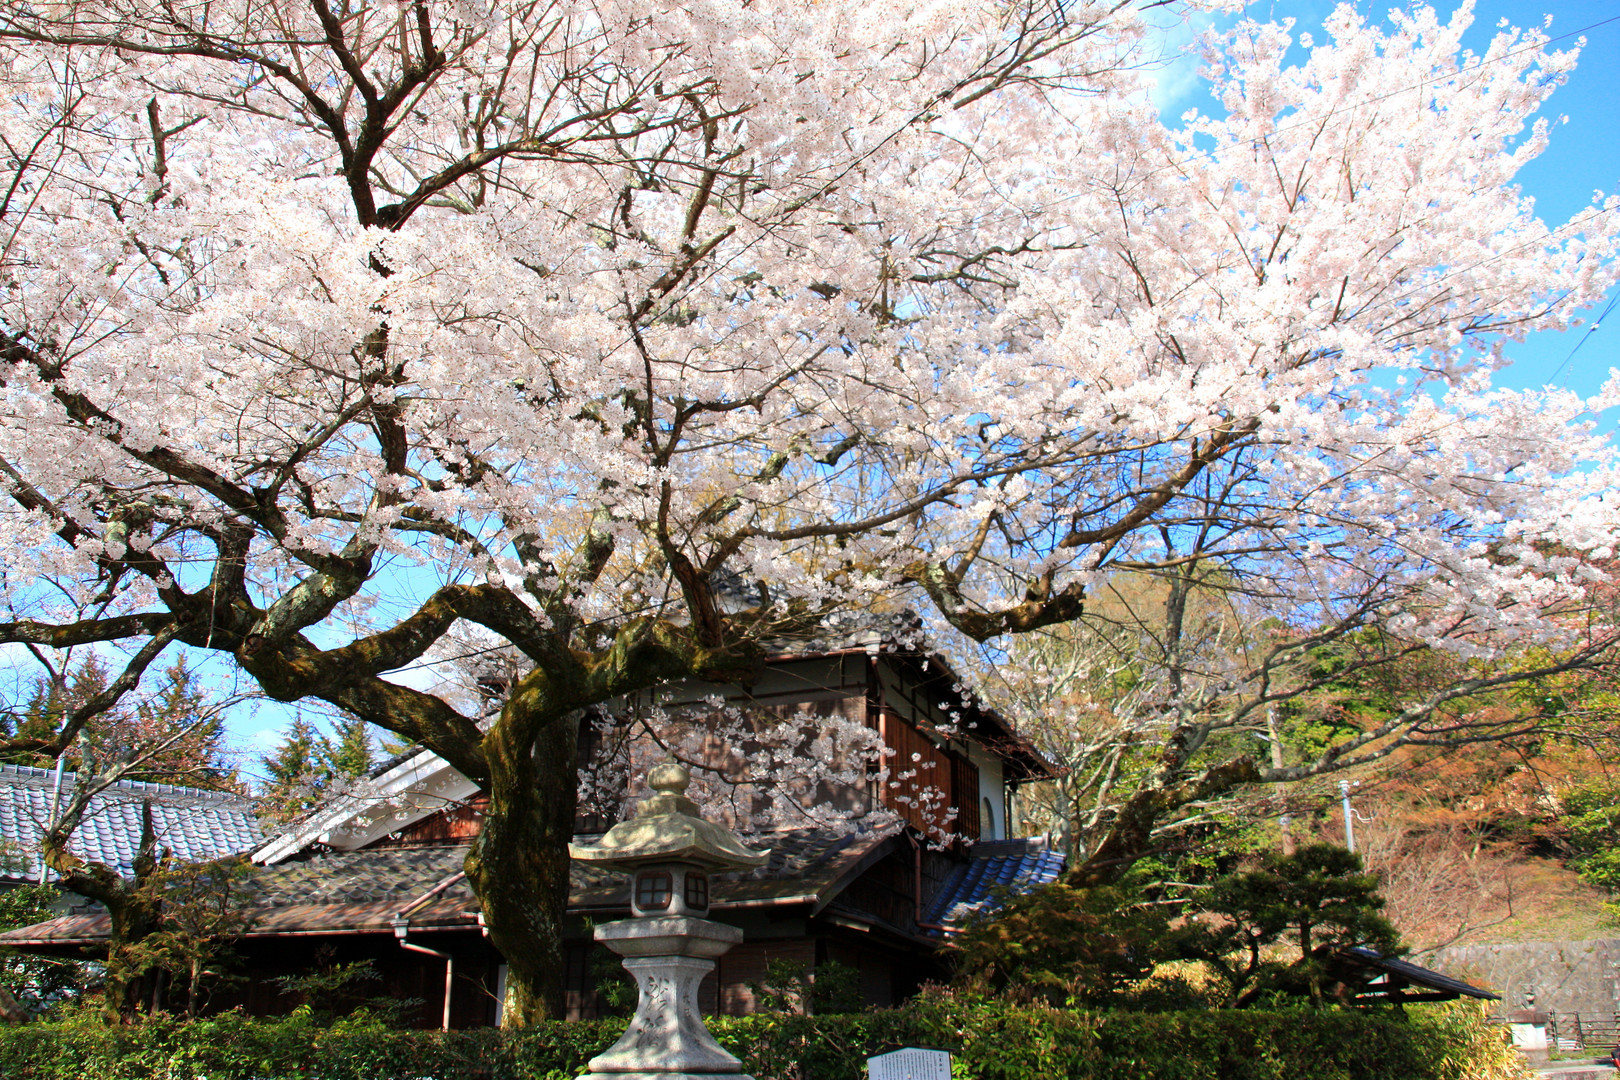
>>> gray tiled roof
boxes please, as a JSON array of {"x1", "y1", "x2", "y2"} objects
[
  {"x1": 922, "y1": 837, "x2": 1065, "y2": 930},
  {"x1": 250, "y1": 825, "x2": 884, "y2": 914},
  {"x1": 249, "y1": 844, "x2": 472, "y2": 908},
  {"x1": 0, "y1": 763, "x2": 264, "y2": 883},
  {"x1": 0, "y1": 826, "x2": 898, "y2": 944}
]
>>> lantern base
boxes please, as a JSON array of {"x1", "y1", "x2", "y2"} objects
[{"x1": 585, "y1": 918, "x2": 749, "y2": 1078}]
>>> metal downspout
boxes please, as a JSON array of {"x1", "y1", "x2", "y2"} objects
[{"x1": 392, "y1": 871, "x2": 467, "y2": 1031}]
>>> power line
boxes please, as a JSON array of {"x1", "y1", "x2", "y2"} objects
[{"x1": 1550, "y1": 289, "x2": 1620, "y2": 383}]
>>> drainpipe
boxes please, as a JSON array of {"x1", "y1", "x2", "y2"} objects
[
  {"x1": 393, "y1": 922, "x2": 454, "y2": 1031},
  {"x1": 392, "y1": 871, "x2": 466, "y2": 1031},
  {"x1": 908, "y1": 832, "x2": 951, "y2": 934}
]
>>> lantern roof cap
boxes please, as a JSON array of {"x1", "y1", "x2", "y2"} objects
[{"x1": 568, "y1": 762, "x2": 770, "y2": 873}]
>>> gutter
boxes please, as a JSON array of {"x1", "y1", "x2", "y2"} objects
[{"x1": 392, "y1": 871, "x2": 467, "y2": 1031}]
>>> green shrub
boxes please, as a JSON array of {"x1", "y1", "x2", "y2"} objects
[{"x1": 0, "y1": 998, "x2": 1521, "y2": 1080}]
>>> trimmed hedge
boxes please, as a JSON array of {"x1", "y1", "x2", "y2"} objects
[{"x1": 0, "y1": 1000, "x2": 1524, "y2": 1080}]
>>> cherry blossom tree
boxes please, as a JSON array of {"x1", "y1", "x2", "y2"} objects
[{"x1": 0, "y1": 0, "x2": 1616, "y2": 1022}]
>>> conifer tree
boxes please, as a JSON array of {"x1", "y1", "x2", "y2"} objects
[
  {"x1": 258, "y1": 716, "x2": 329, "y2": 823},
  {"x1": 89, "y1": 658, "x2": 241, "y2": 792},
  {"x1": 323, "y1": 717, "x2": 374, "y2": 782},
  {"x1": 0, "y1": 674, "x2": 68, "y2": 769},
  {"x1": 3, "y1": 656, "x2": 237, "y2": 789}
]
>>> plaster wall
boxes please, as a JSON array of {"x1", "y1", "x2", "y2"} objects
[{"x1": 966, "y1": 744, "x2": 1006, "y2": 840}]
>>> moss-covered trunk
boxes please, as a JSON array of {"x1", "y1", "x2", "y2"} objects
[
  {"x1": 464, "y1": 707, "x2": 581, "y2": 1026},
  {"x1": 44, "y1": 800, "x2": 163, "y2": 1021},
  {"x1": 103, "y1": 892, "x2": 162, "y2": 1020}
]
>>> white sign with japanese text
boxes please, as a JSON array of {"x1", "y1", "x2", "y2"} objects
[{"x1": 867, "y1": 1047, "x2": 951, "y2": 1080}]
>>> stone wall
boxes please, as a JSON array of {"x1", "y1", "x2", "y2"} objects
[{"x1": 1433, "y1": 940, "x2": 1620, "y2": 1017}]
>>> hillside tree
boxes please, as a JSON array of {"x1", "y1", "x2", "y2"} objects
[{"x1": 258, "y1": 713, "x2": 378, "y2": 822}]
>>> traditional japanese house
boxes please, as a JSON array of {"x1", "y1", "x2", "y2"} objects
[
  {"x1": 2, "y1": 626, "x2": 1062, "y2": 1027},
  {"x1": 0, "y1": 763, "x2": 263, "y2": 903}
]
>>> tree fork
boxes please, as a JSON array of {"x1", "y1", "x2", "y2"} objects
[{"x1": 1068, "y1": 754, "x2": 1263, "y2": 887}]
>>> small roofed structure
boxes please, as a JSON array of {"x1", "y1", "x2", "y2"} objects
[{"x1": 1328, "y1": 946, "x2": 1501, "y2": 1005}]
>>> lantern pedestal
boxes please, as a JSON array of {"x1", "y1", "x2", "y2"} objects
[{"x1": 581, "y1": 916, "x2": 751, "y2": 1080}]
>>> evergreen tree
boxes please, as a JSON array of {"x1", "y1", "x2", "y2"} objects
[
  {"x1": 1183, "y1": 844, "x2": 1402, "y2": 1007},
  {"x1": 0, "y1": 657, "x2": 101, "y2": 769},
  {"x1": 258, "y1": 716, "x2": 329, "y2": 823},
  {"x1": 87, "y1": 658, "x2": 242, "y2": 792},
  {"x1": 373, "y1": 728, "x2": 418, "y2": 762},
  {"x1": 323, "y1": 717, "x2": 374, "y2": 781},
  {"x1": 951, "y1": 882, "x2": 1176, "y2": 1008},
  {"x1": 258, "y1": 715, "x2": 384, "y2": 823},
  {"x1": 1, "y1": 656, "x2": 237, "y2": 789}
]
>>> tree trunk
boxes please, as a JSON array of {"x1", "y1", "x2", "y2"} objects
[
  {"x1": 1068, "y1": 753, "x2": 1263, "y2": 886},
  {"x1": 188, "y1": 958, "x2": 203, "y2": 1018},
  {"x1": 101, "y1": 856, "x2": 163, "y2": 1020},
  {"x1": 45, "y1": 800, "x2": 164, "y2": 1021},
  {"x1": 464, "y1": 708, "x2": 581, "y2": 1026}
]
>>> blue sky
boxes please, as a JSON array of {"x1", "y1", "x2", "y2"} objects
[{"x1": 1145, "y1": 0, "x2": 1620, "y2": 398}]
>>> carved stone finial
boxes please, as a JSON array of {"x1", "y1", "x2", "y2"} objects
[
  {"x1": 648, "y1": 759, "x2": 690, "y2": 796},
  {"x1": 568, "y1": 764, "x2": 769, "y2": 873}
]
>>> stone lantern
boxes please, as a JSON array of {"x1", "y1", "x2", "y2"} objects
[{"x1": 570, "y1": 761, "x2": 769, "y2": 1080}]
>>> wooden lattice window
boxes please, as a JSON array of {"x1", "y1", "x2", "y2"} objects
[{"x1": 635, "y1": 871, "x2": 672, "y2": 910}]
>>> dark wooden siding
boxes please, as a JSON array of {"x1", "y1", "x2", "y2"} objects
[
  {"x1": 218, "y1": 933, "x2": 501, "y2": 1029},
  {"x1": 715, "y1": 939, "x2": 817, "y2": 1016},
  {"x1": 868, "y1": 657, "x2": 984, "y2": 842},
  {"x1": 836, "y1": 848, "x2": 916, "y2": 930},
  {"x1": 372, "y1": 795, "x2": 488, "y2": 847},
  {"x1": 951, "y1": 754, "x2": 981, "y2": 841}
]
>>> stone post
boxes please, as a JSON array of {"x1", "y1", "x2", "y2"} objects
[{"x1": 1507, "y1": 1009, "x2": 1552, "y2": 1065}]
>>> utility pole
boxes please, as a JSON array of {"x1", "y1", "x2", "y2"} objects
[
  {"x1": 1267, "y1": 709, "x2": 1294, "y2": 854},
  {"x1": 1339, "y1": 779, "x2": 1356, "y2": 853}
]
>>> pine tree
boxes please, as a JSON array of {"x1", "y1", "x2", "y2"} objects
[
  {"x1": 258, "y1": 716, "x2": 336, "y2": 823},
  {"x1": 86, "y1": 658, "x2": 242, "y2": 792},
  {"x1": 0, "y1": 655, "x2": 111, "y2": 769},
  {"x1": 0, "y1": 670, "x2": 71, "y2": 769},
  {"x1": 323, "y1": 717, "x2": 373, "y2": 782},
  {"x1": 2, "y1": 656, "x2": 235, "y2": 788}
]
